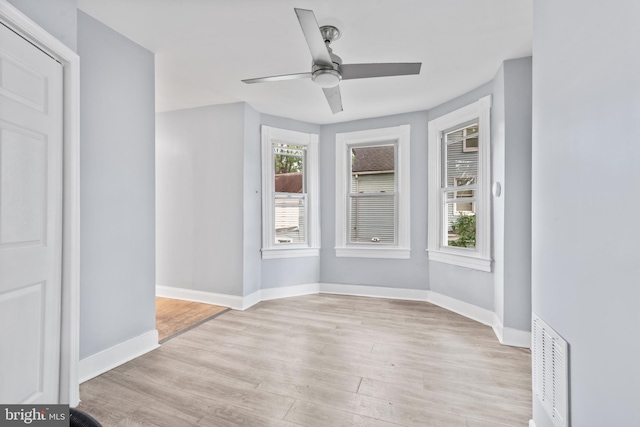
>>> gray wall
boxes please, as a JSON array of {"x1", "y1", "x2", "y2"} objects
[
  {"x1": 532, "y1": 1, "x2": 640, "y2": 426},
  {"x1": 8, "y1": 0, "x2": 77, "y2": 52},
  {"x1": 242, "y1": 104, "x2": 262, "y2": 296},
  {"x1": 502, "y1": 57, "x2": 532, "y2": 331},
  {"x1": 77, "y1": 11, "x2": 156, "y2": 359},
  {"x1": 427, "y1": 82, "x2": 495, "y2": 310},
  {"x1": 492, "y1": 58, "x2": 533, "y2": 330},
  {"x1": 156, "y1": 103, "x2": 245, "y2": 296},
  {"x1": 320, "y1": 111, "x2": 430, "y2": 290},
  {"x1": 156, "y1": 106, "x2": 323, "y2": 295}
]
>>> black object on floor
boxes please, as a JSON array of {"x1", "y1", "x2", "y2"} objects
[{"x1": 70, "y1": 408, "x2": 102, "y2": 427}]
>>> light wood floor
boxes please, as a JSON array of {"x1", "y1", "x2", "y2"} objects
[
  {"x1": 79, "y1": 294, "x2": 532, "y2": 426},
  {"x1": 156, "y1": 297, "x2": 228, "y2": 342}
]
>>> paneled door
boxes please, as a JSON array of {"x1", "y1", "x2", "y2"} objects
[{"x1": 0, "y1": 22, "x2": 63, "y2": 403}]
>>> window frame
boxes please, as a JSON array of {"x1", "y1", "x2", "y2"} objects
[
  {"x1": 453, "y1": 176, "x2": 476, "y2": 215},
  {"x1": 261, "y1": 125, "x2": 319, "y2": 259},
  {"x1": 427, "y1": 96, "x2": 492, "y2": 271},
  {"x1": 462, "y1": 126, "x2": 479, "y2": 152},
  {"x1": 335, "y1": 125, "x2": 411, "y2": 259}
]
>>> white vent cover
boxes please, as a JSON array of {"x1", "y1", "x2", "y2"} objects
[{"x1": 532, "y1": 313, "x2": 569, "y2": 427}]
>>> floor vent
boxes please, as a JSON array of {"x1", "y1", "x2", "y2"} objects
[{"x1": 532, "y1": 313, "x2": 569, "y2": 427}]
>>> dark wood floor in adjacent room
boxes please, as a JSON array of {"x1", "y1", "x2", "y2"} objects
[{"x1": 79, "y1": 294, "x2": 532, "y2": 426}]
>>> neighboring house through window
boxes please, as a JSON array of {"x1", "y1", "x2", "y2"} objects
[
  {"x1": 335, "y1": 125, "x2": 410, "y2": 259},
  {"x1": 261, "y1": 126, "x2": 319, "y2": 259},
  {"x1": 427, "y1": 96, "x2": 492, "y2": 271}
]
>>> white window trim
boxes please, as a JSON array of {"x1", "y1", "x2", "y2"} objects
[
  {"x1": 261, "y1": 125, "x2": 319, "y2": 259},
  {"x1": 335, "y1": 125, "x2": 411, "y2": 259},
  {"x1": 427, "y1": 96, "x2": 492, "y2": 271}
]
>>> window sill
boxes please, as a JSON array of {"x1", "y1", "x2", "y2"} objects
[
  {"x1": 335, "y1": 247, "x2": 411, "y2": 259},
  {"x1": 426, "y1": 249, "x2": 492, "y2": 272},
  {"x1": 261, "y1": 247, "x2": 320, "y2": 259}
]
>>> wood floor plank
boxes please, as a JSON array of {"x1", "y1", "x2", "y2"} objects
[
  {"x1": 284, "y1": 400, "x2": 403, "y2": 427},
  {"x1": 78, "y1": 294, "x2": 531, "y2": 426},
  {"x1": 155, "y1": 297, "x2": 228, "y2": 341}
]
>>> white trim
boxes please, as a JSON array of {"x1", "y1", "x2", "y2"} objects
[
  {"x1": 335, "y1": 247, "x2": 410, "y2": 259},
  {"x1": 427, "y1": 250, "x2": 492, "y2": 272},
  {"x1": 241, "y1": 290, "x2": 262, "y2": 310},
  {"x1": 427, "y1": 96, "x2": 492, "y2": 271},
  {"x1": 502, "y1": 326, "x2": 532, "y2": 349},
  {"x1": 320, "y1": 283, "x2": 429, "y2": 301},
  {"x1": 261, "y1": 247, "x2": 320, "y2": 259},
  {"x1": 261, "y1": 126, "x2": 320, "y2": 258},
  {"x1": 0, "y1": 0, "x2": 81, "y2": 406},
  {"x1": 426, "y1": 290, "x2": 495, "y2": 326},
  {"x1": 492, "y1": 314, "x2": 532, "y2": 348},
  {"x1": 529, "y1": 420, "x2": 537, "y2": 427},
  {"x1": 79, "y1": 330, "x2": 159, "y2": 384},
  {"x1": 156, "y1": 285, "x2": 245, "y2": 310},
  {"x1": 335, "y1": 125, "x2": 411, "y2": 257},
  {"x1": 261, "y1": 283, "x2": 321, "y2": 301}
]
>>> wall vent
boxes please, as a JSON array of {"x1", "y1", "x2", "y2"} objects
[{"x1": 532, "y1": 313, "x2": 569, "y2": 427}]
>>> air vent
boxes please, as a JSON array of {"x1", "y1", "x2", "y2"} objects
[{"x1": 532, "y1": 314, "x2": 569, "y2": 427}]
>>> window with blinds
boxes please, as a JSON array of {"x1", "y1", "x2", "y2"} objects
[
  {"x1": 349, "y1": 145, "x2": 397, "y2": 244},
  {"x1": 442, "y1": 123, "x2": 478, "y2": 248},
  {"x1": 427, "y1": 96, "x2": 491, "y2": 270},
  {"x1": 335, "y1": 125, "x2": 410, "y2": 259}
]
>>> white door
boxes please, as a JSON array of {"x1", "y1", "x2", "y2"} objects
[{"x1": 0, "y1": 22, "x2": 63, "y2": 404}]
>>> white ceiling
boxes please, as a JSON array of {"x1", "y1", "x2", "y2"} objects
[{"x1": 77, "y1": 0, "x2": 532, "y2": 124}]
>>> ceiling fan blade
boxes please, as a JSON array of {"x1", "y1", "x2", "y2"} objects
[
  {"x1": 294, "y1": 8, "x2": 333, "y2": 67},
  {"x1": 242, "y1": 72, "x2": 312, "y2": 84},
  {"x1": 341, "y1": 63, "x2": 422, "y2": 80},
  {"x1": 322, "y1": 85, "x2": 343, "y2": 114}
]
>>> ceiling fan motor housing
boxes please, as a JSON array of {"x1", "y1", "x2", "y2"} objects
[{"x1": 312, "y1": 38, "x2": 343, "y2": 88}]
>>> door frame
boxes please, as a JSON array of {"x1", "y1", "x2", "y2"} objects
[{"x1": 0, "y1": 0, "x2": 80, "y2": 406}]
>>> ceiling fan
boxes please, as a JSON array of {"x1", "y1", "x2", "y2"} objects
[{"x1": 242, "y1": 8, "x2": 422, "y2": 114}]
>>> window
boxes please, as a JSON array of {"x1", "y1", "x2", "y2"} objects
[
  {"x1": 261, "y1": 126, "x2": 319, "y2": 259},
  {"x1": 461, "y1": 125, "x2": 479, "y2": 152},
  {"x1": 335, "y1": 125, "x2": 410, "y2": 259},
  {"x1": 427, "y1": 96, "x2": 492, "y2": 271},
  {"x1": 454, "y1": 176, "x2": 475, "y2": 215}
]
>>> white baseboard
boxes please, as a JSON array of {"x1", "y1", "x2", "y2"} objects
[
  {"x1": 426, "y1": 290, "x2": 495, "y2": 326},
  {"x1": 156, "y1": 285, "x2": 244, "y2": 310},
  {"x1": 260, "y1": 283, "x2": 320, "y2": 302},
  {"x1": 320, "y1": 283, "x2": 429, "y2": 301},
  {"x1": 241, "y1": 289, "x2": 262, "y2": 310},
  {"x1": 79, "y1": 330, "x2": 159, "y2": 383},
  {"x1": 492, "y1": 314, "x2": 532, "y2": 348},
  {"x1": 529, "y1": 420, "x2": 537, "y2": 427}
]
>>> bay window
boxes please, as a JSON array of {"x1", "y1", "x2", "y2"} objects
[
  {"x1": 261, "y1": 126, "x2": 319, "y2": 258},
  {"x1": 427, "y1": 96, "x2": 492, "y2": 271},
  {"x1": 335, "y1": 125, "x2": 410, "y2": 259}
]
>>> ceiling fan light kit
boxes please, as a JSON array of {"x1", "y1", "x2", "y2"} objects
[
  {"x1": 242, "y1": 8, "x2": 422, "y2": 114},
  {"x1": 312, "y1": 68, "x2": 341, "y2": 88}
]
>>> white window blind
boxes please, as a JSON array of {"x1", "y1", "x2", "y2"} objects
[
  {"x1": 335, "y1": 125, "x2": 410, "y2": 259},
  {"x1": 349, "y1": 145, "x2": 397, "y2": 244}
]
